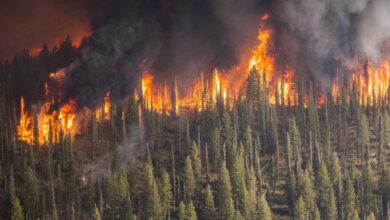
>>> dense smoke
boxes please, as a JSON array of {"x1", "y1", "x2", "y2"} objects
[
  {"x1": 270, "y1": 0, "x2": 390, "y2": 86},
  {"x1": 57, "y1": 0, "x2": 262, "y2": 108}
]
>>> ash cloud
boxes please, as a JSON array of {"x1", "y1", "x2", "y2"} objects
[
  {"x1": 270, "y1": 0, "x2": 390, "y2": 86},
  {"x1": 57, "y1": 0, "x2": 262, "y2": 108}
]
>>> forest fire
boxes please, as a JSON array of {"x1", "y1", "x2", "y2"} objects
[
  {"x1": 15, "y1": 17, "x2": 390, "y2": 146},
  {"x1": 17, "y1": 96, "x2": 77, "y2": 145}
]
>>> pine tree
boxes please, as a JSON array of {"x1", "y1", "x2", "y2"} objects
[
  {"x1": 210, "y1": 127, "x2": 221, "y2": 168},
  {"x1": 316, "y1": 162, "x2": 332, "y2": 218},
  {"x1": 362, "y1": 163, "x2": 375, "y2": 216},
  {"x1": 178, "y1": 201, "x2": 186, "y2": 220},
  {"x1": 144, "y1": 163, "x2": 163, "y2": 219},
  {"x1": 286, "y1": 170, "x2": 296, "y2": 212},
  {"x1": 23, "y1": 167, "x2": 39, "y2": 219},
  {"x1": 11, "y1": 197, "x2": 24, "y2": 220},
  {"x1": 190, "y1": 141, "x2": 202, "y2": 181},
  {"x1": 204, "y1": 184, "x2": 215, "y2": 220},
  {"x1": 93, "y1": 204, "x2": 101, "y2": 220},
  {"x1": 184, "y1": 156, "x2": 196, "y2": 201},
  {"x1": 85, "y1": 175, "x2": 96, "y2": 212},
  {"x1": 286, "y1": 132, "x2": 292, "y2": 172},
  {"x1": 294, "y1": 196, "x2": 306, "y2": 220},
  {"x1": 221, "y1": 111, "x2": 234, "y2": 164},
  {"x1": 126, "y1": 92, "x2": 139, "y2": 126},
  {"x1": 111, "y1": 143, "x2": 121, "y2": 172},
  {"x1": 247, "y1": 167, "x2": 258, "y2": 218},
  {"x1": 160, "y1": 168, "x2": 173, "y2": 218},
  {"x1": 329, "y1": 152, "x2": 341, "y2": 189},
  {"x1": 289, "y1": 117, "x2": 301, "y2": 165},
  {"x1": 231, "y1": 147, "x2": 250, "y2": 218},
  {"x1": 217, "y1": 161, "x2": 235, "y2": 220},
  {"x1": 187, "y1": 200, "x2": 197, "y2": 220},
  {"x1": 358, "y1": 113, "x2": 370, "y2": 161},
  {"x1": 257, "y1": 194, "x2": 272, "y2": 220},
  {"x1": 301, "y1": 170, "x2": 316, "y2": 218},
  {"x1": 328, "y1": 187, "x2": 338, "y2": 220},
  {"x1": 344, "y1": 176, "x2": 357, "y2": 220}
]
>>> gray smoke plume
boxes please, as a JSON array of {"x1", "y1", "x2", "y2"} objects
[
  {"x1": 55, "y1": 0, "x2": 261, "y2": 109},
  {"x1": 271, "y1": 0, "x2": 390, "y2": 87}
]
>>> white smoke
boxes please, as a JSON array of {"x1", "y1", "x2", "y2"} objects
[{"x1": 273, "y1": 0, "x2": 390, "y2": 81}]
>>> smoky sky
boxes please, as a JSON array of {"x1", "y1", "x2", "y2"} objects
[
  {"x1": 270, "y1": 0, "x2": 390, "y2": 87},
  {"x1": 23, "y1": 0, "x2": 390, "y2": 108},
  {"x1": 57, "y1": 0, "x2": 263, "y2": 108},
  {"x1": 0, "y1": 0, "x2": 111, "y2": 58}
]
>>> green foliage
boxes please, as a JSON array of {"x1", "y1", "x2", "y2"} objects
[
  {"x1": 11, "y1": 197, "x2": 24, "y2": 220},
  {"x1": 186, "y1": 201, "x2": 197, "y2": 220},
  {"x1": 217, "y1": 161, "x2": 235, "y2": 220},
  {"x1": 316, "y1": 162, "x2": 332, "y2": 218},
  {"x1": 94, "y1": 205, "x2": 101, "y2": 220},
  {"x1": 257, "y1": 194, "x2": 272, "y2": 220},
  {"x1": 231, "y1": 147, "x2": 250, "y2": 218},
  {"x1": 178, "y1": 201, "x2": 186, "y2": 220},
  {"x1": 300, "y1": 170, "x2": 316, "y2": 218},
  {"x1": 190, "y1": 141, "x2": 202, "y2": 181},
  {"x1": 204, "y1": 185, "x2": 215, "y2": 220},
  {"x1": 184, "y1": 156, "x2": 196, "y2": 200},
  {"x1": 111, "y1": 143, "x2": 121, "y2": 172},
  {"x1": 143, "y1": 163, "x2": 162, "y2": 219},
  {"x1": 344, "y1": 176, "x2": 357, "y2": 220},
  {"x1": 160, "y1": 168, "x2": 173, "y2": 218},
  {"x1": 294, "y1": 196, "x2": 306, "y2": 220},
  {"x1": 210, "y1": 127, "x2": 221, "y2": 167},
  {"x1": 362, "y1": 163, "x2": 376, "y2": 215}
]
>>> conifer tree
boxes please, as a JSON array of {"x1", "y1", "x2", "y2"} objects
[
  {"x1": 247, "y1": 167, "x2": 258, "y2": 218},
  {"x1": 329, "y1": 152, "x2": 341, "y2": 189},
  {"x1": 190, "y1": 141, "x2": 202, "y2": 181},
  {"x1": 126, "y1": 92, "x2": 139, "y2": 126},
  {"x1": 286, "y1": 132, "x2": 292, "y2": 172},
  {"x1": 204, "y1": 184, "x2": 215, "y2": 220},
  {"x1": 289, "y1": 117, "x2": 300, "y2": 164},
  {"x1": 23, "y1": 167, "x2": 39, "y2": 219},
  {"x1": 231, "y1": 147, "x2": 250, "y2": 218},
  {"x1": 160, "y1": 168, "x2": 173, "y2": 219},
  {"x1": 184, "y1": 156, "x2": 196, "y2": 201},
  {"x1": 221, "y1": 111, "x2": 234, "y2": 164},
  {"x1": 344, "y1": 176, "x2": 357, "y2": 220},
  {"x1": 286, "y1": 170, "x2": 296, "y2": 212},
  {"x1": 328, "y1": 187, "x2": 338, "y2": 220},
  {"x1": 178, "y1": 201, "x2": 186, "y2": 220},
  {"x1": 93, "y1": 204, "x2": 101, "y2": 220},
  {"x1": 187, "y1": 200, "x2": 197, "y2": 220},
  {"x1": 358, "y1": 113, "x2": 370, "y2": 161},
  {"x1": 210, "y1": 127, "x2": 221, "y2": 168},
  {"x1": 257, "y1": 194, "x2": 272, "y2": 220},
  {"x1": 11, "y1": 197, "x2": 24, "y2": 220},
  {"x1": 362, "y1": 163, "x2": 375, "y2": 216},
  {"x1": 294, "y1": 196, "x2": 306, "y2": 220},
  {"x1": 85, "y1": 175, "x2": 95, "y2": 212},
  {"x1": 111, "y1": 143, "x2": 121, "y2": 172},
  {"x1": 316, "y1": 162, "x2": 332, "y2": 218},
  {"x1": 144, "y1": 163, "x2": 163, "y2": 219},
  {"x1": 301, "y1": 170, "x2": 316, "y2": 218},
  {"x1": 217, "y1": 161, "x2": 235, "y2": 220}
]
